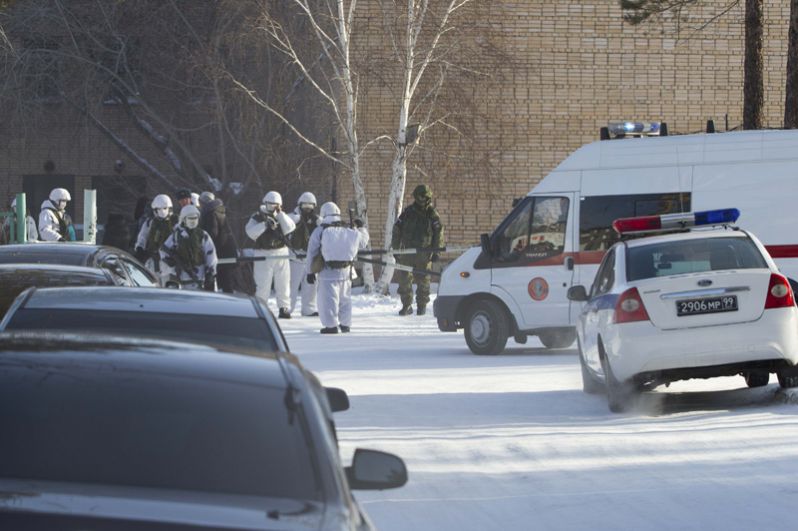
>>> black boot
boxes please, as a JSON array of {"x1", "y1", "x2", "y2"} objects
[
  {"x1": 416, "y1": 305, "x2": 426, "y2": 316},
  {"x1": 320, "y1": 327, "x2": 339, "y2": 334},
  {"x1": 339, "y1": 325, "x2": 350, "y2": 333},
  {"x1": 398, "y1": 304, "x2": 413, "y2": 316},
  {"x1": 278, "y1": 308, "x2": 291, "y2": 319}
]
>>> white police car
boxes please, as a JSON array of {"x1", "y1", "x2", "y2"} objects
[{"x1": 567, "y1": 208, "x2": 798, "y2": 412}]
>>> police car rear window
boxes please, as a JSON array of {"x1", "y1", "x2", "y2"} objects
[
  {"x1": 626, "y1": 237, "x2": 767, "y2": 281},
  {"x1": 5, "y1": 309, "x2": 280, "y2": 352}
]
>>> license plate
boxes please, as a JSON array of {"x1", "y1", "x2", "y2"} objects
[{"x1": 676, "y1": 295, "x2": 738, "y2": 316}]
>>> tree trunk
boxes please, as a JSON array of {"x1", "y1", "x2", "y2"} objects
[
  {"x1": 337, "y1": 0, "x2": 374, "y2": 291},
  {"x1": 374, "y1": 142, "x2": 408, "y2": 294},
  {"x1": 743, "y1": 0, "x2": 764, "y2": 129},
  {"x1": 786, "y1": 0, "x2": 798, "y2": 128}
]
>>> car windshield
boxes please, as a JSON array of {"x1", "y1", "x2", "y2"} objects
[
  {"x1": 4, "y1": 309, "x2": 279, "y2": 351},
  {"x1": 0, "y1": 353, "x2": 321, "y2": 499},
  {"x1": 626, "y1": 236, "x2": 768, "y2": 281}
]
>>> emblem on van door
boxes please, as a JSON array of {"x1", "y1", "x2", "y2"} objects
[
  {"x1": 698, "y1": 279, "x2": 713, "y2": 287},
  {"x1": 528, "y1": 277, "x2": 549, "y2": 301}
]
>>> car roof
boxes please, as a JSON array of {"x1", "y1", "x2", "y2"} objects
[
  {"x1": 22, "y1": 287, "x2": 261, "y2": 318},
  {"x1": 0, "y1": 243, "x2": 113, "y2": 265},
  {"x1": 0, "y1": 331, "x2": 293, "y2": 388},
  {"x1": 620, "y1": 227, "x2": 749, "y2": 249},
  {"x1": 0, "y1": 263, "x2": 108, "y2": 276}
]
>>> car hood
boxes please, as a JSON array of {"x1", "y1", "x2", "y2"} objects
[{"x1": 0, "y1": 479, "x2": 326, "y2": 530}]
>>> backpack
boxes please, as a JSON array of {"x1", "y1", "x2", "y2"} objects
[{"x1": 321, "y1": 226, "x2": 361, "y2": 262}]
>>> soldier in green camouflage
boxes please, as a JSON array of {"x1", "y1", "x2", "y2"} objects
[{"x1": 391, "y1": 184, "x2": 444, "y2": 316}]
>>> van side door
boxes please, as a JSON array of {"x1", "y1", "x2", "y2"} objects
[{"x1": 489, "y1": 194, "x2": 576, "y2": 330}]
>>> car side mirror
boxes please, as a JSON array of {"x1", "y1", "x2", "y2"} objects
[
  {"x1": 345, "y1": 449, "x2": 408, "y2": 491},
  {"x1": 480, "y1": 233, "x2": 492, "y2": 257},
  {"x1": 325, "y1": 387, "x2": 350, "y2": 413},
  {"x1": 567, "y1": 285, "x2": 589, "y2": 302}
]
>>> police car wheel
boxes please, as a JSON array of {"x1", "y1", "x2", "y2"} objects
[
  {"x1": 600, "y1": 349, "x2": 634, "y2": 413},
  {"x1": 777, "y1": 369, "x2": 798, "y2": 388},
  {"x1": 744, "y1": 371, "x2": 769, "y2": 388},
  {"x1": 577, "y1": 338, "x2": 603, "y2": 395},
  {"x1": 464, "y1": 300, "x2": 509, "y2": 355},
  {"x1": 538, "y1": 329, "x2": 576, "y2": 349}
]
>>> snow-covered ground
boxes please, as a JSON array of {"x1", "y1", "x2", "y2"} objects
[{"x1": 278, "y1": 292, "x2": 798, "y2": 531}]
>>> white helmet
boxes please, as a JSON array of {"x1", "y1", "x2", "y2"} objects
[
  {"x1": 297, "y1": 191, "x2": 317, "y2": 210},
  {"x1": 49, "y1": 188, "x2": 71, "y2": 211},
  {"x1": 190, "y1": 192, "x2": 200, "y2": 207},
  {"x1": 261, "y1": 191, "x2": 282, "y2": 213},
  {"x1": 320, "y1": 201, "x2": 341, "y2": 219},
  {"x1": 180, "y1": 204, "x2": 201, "y2": 229},
  {"x1": 151, "y1": 194, "x2": 173, "y2": 219}
]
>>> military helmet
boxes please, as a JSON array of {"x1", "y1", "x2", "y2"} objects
[
  {"x1": 179, "y1": 204, "x2": 201, "y2": 229},
  {"x1": 413, "y1": 184, "x2": 432, "y2": 204},
  {"x1": 320, "y1": 201, "x2": 341, "y2": 219}
]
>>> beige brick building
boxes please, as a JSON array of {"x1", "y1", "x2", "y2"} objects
[{"x1": 0, "y1": 0, "x2": 791, "y2": 249}]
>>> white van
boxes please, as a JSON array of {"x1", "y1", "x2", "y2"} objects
[{"x1": 434, "y1": 129, "x2": 798, "y2": 355}]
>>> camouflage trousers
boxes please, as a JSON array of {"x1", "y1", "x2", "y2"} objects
[{"x1": 396, "y1": 255, "x2": 432, "y2": 308}]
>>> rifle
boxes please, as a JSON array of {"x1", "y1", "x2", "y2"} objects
[
  {"x1": 356, "y1": 256, "x2": 441, "y2": 277},
  {"x1": 357, "y1": 246, "x2": 470, "y2": 256}
]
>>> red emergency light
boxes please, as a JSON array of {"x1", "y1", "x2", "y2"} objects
[{"x1": 612, "y1": 208, "x2": 740, "y2": 235}]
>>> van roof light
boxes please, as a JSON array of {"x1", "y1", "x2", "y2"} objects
[
  {"x1": 612, "y1": 208, "x2": 740, "y2": 235},
  {"x1": 606, "y1": 121, "x2": 661, "y2": 138}
]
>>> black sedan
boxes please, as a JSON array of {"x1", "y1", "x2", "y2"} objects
[
  {"x1": 1, "y1": 287, "x2": 287, "y2": 353},
  {"x1": 0, "y1": 263, "x2": 114, "y2": 316},
  {"x1": 0, "y1": 332, "x2": 407, "y2": 530},
  {"x1": 0, "y1": 243, "x2": 159, "y2": 287}
]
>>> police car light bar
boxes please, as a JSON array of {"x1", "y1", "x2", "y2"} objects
[
  {"x1": 607, "y1": 121, "x2": 661, "y2": 137},
  {"x1": 612, "y1": 208, "x2": 740, "y2": 235}
]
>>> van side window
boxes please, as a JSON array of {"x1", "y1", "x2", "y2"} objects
[
  {"x1": 496, "y1": 199, "x2": 532, "y2": 261},
  {"x1": 579, "y1": 193, "x2": 691, "y2": 251},
  {"x1": 495, "y1": 196, "x2": 569, "y2": 263},
  {"x1": 529, "y1": 197, "x2": 569, "y2": 259}
]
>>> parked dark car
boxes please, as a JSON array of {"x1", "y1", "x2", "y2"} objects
[
  {"x1": 1, "y1": 287, "x2": 287, "y2": 352},
  {"x1": 0, "y1": 264, "x2": 114, "y2": 316},
  {"x1": 0, "y1": 243, "x2": 159, "y2": 287},
  {"x1": 0, "y1": 332, "x2": 407, "y2": 530}
]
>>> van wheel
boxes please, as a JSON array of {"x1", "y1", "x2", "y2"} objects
[
  {"x1": 744, "y1": 371, "x2": 769, "y2": 388},
  {"x1": 577, "y1": 338, "x2": 603, "y2": 395},
  {"x1": 538, "y1": 329, "x2": 576, "y2": 349},
  {"x1": 464, "y1": 300, "x2": 509, "y2": 355}
]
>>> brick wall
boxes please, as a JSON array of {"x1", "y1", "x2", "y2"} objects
[
  {"x1": 350, "y1": 0, "x2": 791, "y2": 249},
  {"x1": 1, "y1": 1, "x2": 791, "y2": 250}
]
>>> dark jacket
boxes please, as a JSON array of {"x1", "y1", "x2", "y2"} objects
[
  {"x1": 391, "y1": 202, "x2": 444, "y2": 250},
  {"x1": 201, "y1": 199, "x2": 236, "y2": 258}
]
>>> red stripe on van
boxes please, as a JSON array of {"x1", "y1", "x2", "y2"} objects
[
  {"x1": 521, "y1": 251, "x2": 606, "y2": 267},
  {"x1": 765, "y1": 245, "x2": 798, "y2": 258}
]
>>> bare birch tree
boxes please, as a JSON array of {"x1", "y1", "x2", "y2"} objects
[
  {"x1": 373, "y1": 0, "x2": 474, "y2": 293},
  {"x1": 234, "y1": 0, "x2": 381, "y2": 290}
]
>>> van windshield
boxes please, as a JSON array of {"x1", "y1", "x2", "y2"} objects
[{"x1": 626, "y1": 237, "x2": 767, "y2": 281}]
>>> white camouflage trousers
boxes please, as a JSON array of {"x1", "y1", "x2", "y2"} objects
[
  {"x1": 252, "y1": 248, "x2": 291, "y2": 310},
  {"x1": 318, "y1": 278, "x2": 352, "y2": 328},
  {"x1": 290, "y1": 258, "x2": 318, "y2": 315}
]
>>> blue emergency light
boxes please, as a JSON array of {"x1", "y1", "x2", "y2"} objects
[{"x1": 613, "y1": 208, "x2": 740, "y2": 234}]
